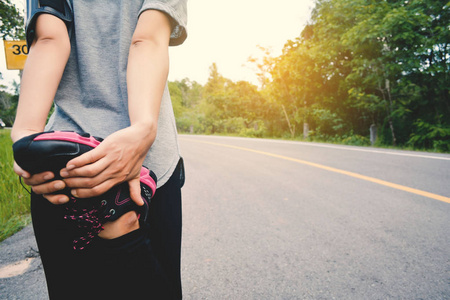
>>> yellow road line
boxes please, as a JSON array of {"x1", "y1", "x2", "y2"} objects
[{"x1": 182, "y1": 138, "x2": 450, "y2": 204}]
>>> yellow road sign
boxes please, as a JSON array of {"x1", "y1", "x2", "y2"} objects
[{"x1": 3, "y1": 40, "x2": 28, "y2": 70}]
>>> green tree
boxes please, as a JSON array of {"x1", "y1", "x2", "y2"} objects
[
  {"x1": 0, "y1": 89, "x2": 18, "y2": 126},
  {"x1": 168, "y1": 78, "x2": 204, "y2": 133},
  {"x1": 0, "y1": 0, "x2": 24, "y2": 40},
  {"x1": 261, "y1": 0, "x2": 449, "y2": 150}
]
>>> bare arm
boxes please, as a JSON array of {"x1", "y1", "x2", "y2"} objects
[
  {"x1": 11, "y1": 14, "x2": 70, "y2": 142},
  {"x1": 62, "y1": 10, "x2": 172, "y2": 205},
  {"x1": 11, "y1": 14, "x2": 71, "y2": 204},
  {"x1": 127, "y1": 9, "x2": 171, "y2": 133}
]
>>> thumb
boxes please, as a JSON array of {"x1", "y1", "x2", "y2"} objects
[
  {"x1": 13, "y1": 161, "x2": 30, "y2": 179},
  {"x1": 129, "y1": 177, "x2": 144, "y2": 206}
]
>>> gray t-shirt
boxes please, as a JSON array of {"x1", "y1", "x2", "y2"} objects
[{"x1": 44, "y1": 0, "x2": 187, "y2": 187}]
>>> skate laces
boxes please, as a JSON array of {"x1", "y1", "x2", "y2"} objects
[{"x1": 64, "y1": 198, "x2": 111, "y2": 251}]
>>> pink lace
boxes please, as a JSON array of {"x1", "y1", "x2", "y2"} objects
[{"x1": 64, "y1": 198, "x2": 111, "y2": 251}]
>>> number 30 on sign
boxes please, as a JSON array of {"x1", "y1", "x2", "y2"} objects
[{"x1": 3, "y1": 40, "x2": 28, "y2": 70}]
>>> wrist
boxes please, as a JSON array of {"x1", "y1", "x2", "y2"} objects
[
  {"x1": 130, "y1": 120, "x2": 157, "y2": 135},
  {"x1": 11, "y1": 127, "x2": 42, "y2": 143},
  {"x1": 128, "y1": 121, "x2": 158, "y2": 151}
]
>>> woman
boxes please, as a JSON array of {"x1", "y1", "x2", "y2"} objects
[{"x1": 11, "y1": 0, "x2": 187, "y2": 298}]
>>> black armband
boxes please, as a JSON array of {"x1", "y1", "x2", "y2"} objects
[{"x1": 25, "y1": 0, "x2": 74, "y2": 47}]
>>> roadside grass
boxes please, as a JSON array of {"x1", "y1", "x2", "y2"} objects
[
  {"x1": 182, "y1": 132, "x2": 449, "y2": 154},
  {"x1": 0, "y1": 129, "x2": 31, "y2": 242}
]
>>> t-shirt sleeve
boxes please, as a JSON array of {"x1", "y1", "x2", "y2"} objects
[{"x1": 139, "y1": 0, "x2": 188, "y2": 46}]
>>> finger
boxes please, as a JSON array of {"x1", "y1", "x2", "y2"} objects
[
  {"x1": 70, "y1": 179, "x2": 115, "y2": 199},
  {"x1": 31, "y1": 180, "x2": 66, "y2": 195},
  {"x1": 23, "y1": 171, "x2": 55, "y2": 186},
  {"x1": 43, "y1": 194, "x2": 70, "y2": 205},
  {"x1": 61, "y1": 156, "x2": 109, "y2": 179},
  {"x1": 13, "y1": 161, "x2": 31, "y2": 179},
  {"x1": 128, "y1": 178, "x2": 144, "y2": 206},
  {"x1": 63, "y1": 175, "x2": 104, "y2": 189},
  {"x1": 66, "y1": 146, "x2": 105, "y2": 170}
]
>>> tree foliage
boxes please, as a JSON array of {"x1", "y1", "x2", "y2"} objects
[
  {"x1": 171, "y1": 64, "x2": 269, "y2": 137},
  {"x1": 170, "y1": 0, "x2": 449, "y2": 152},
  {"x1": 0, "y1": 88, "x2": 18, "y2": 127},
  {"x1": 0, "y1": 0, "x2": 24, "y2": 40},
  {"x1": 259, "y1": 0, "x2": 449, "y2": 150}
]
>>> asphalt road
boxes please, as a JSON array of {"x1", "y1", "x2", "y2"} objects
[
  {"x1": 179, "y1": 135, "x2": 450, "y2": 299},
  {"x1": 1, "y1": 135, "x2": 449, "y2": 299}
]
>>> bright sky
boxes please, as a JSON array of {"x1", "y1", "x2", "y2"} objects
[{"x1": 1, "y1": 0, "x2": 314, "y2": 90}]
